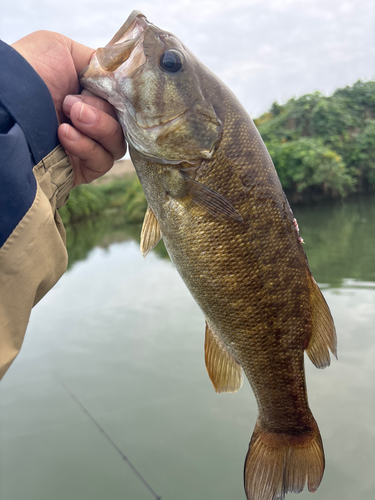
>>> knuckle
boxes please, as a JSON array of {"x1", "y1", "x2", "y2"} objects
[{"x1": 85, "y1": 138, "x2": 100, "y2": 159}]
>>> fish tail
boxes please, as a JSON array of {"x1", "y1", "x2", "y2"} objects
[{"x1": 244, "y1": 418, "x2": 325, "y2": 500}]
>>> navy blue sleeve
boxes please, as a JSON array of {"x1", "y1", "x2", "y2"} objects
[{"x1": 0, "y1": 40, "x2": 60, "y2": 248}]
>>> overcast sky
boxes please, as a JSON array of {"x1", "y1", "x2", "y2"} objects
[{"x1": 1, "y1": 0, "x2": 374, "y2": 116}]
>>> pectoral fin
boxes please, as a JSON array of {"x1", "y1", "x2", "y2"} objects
[
  {"x1": 305, "y1": 277, "x2": 337, "y2": 368},
  {"x1": 180, "y1": 171, "x2": 243, "y2": 223},
  {"x1": 140, "y1": 206, "x2": 162, "y2": 257},
  {"x1": 204, "y1": 322, "x2": 243, "y2": 393}
]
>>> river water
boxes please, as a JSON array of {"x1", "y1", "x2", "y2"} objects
[{"x1": 1, "y1": 195, "x2": 374, "y2": 500}]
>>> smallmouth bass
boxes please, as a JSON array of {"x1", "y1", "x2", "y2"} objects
[{"x1": 81, "y1": 11, "x2": 337, "y2": 500}]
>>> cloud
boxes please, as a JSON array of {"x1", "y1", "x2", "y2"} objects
[{"x1": 1, "y1": 0, "x2": 374, "y2": 116}]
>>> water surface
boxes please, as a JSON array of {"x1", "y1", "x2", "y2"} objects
[{"x1": 1, "y1": 196, "x2": 374, "y2": 500}]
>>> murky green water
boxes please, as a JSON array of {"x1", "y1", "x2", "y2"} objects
[{"x1": 1, "y1": 196, "x2": 374, "y2": 500}]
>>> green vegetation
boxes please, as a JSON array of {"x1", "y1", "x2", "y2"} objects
[
  {"x1": 58, "y1": 175, "x2": 169, "y2": 265},
  {"x1": 294, "y1": 195, "x2": 375, "y2": 287},
  {"x1": 255, "y1": 80, "x2": 375, "y2": 202},
  {"x1": 59, "y1": 175, "x2": 147, "y2": 226},
  {"x1": 60, "y1": 80, "x2": 375, "y2": 230},
  {"x1": 63, "y1": 194, "x2": 375, "y2": 285},
  {"x1": 64, "y1": 215, "x2": 142, "y2": 268}
]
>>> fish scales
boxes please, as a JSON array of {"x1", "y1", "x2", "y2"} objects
[{"x1": 81, "y1": 11, "x2": 337, "y2": 500}]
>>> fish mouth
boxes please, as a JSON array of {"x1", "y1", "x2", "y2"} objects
[
  {"x1": 81, "y1": 11, "x2": 149, "y2": 81},
  {"x1": 92, "y1": 11, "x2": 188, "y2": 130},
  {"x1": 96, "y1": 11, "x2": 148, "y2": 74},
  {"x1": 107, "y1": 10, "x2": 148, "y2": 46}
]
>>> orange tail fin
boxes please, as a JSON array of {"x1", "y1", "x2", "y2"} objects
[{"x1": 244, "y1": 419, "x2": 325, "y2": 500}]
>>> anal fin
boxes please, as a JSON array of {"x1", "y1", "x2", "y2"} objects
[
  {"x1": 306, "y1": 277, "x2": 337, "y2": 369},
  {"x1": 204, "y1": 322, "x2": 243, "y2": 393},
  {"x1": 140, "y1": 206, "x2": 162, "y2": 257}
]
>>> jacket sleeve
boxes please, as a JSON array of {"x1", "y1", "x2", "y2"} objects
[{"x1": 0, "y1": 41, "x2": 74, "y2": 379}]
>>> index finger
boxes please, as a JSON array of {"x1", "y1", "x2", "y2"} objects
[{"x1": 80, "y1": 92, "x2": 118, "y2": 120}]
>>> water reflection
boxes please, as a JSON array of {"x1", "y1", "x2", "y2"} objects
[
  {"x1": 1, "y1": 195, "x2": 374, "y2": 500},
  {"x1": 294, "y1": 195, "x2": 375, "y2": 287},
  {"x1": 66, "y1": 214, "x2": 169, "y2": 268},
  {"x1": 65, "y1": 214, "x2": 142, "y2": 268},
  {"x1": 66, "y1": 195, "x2": 375, "y2": 286}
]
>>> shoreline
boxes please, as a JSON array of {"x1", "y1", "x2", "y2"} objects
[{"x1": 92, "y1": 159, "x2": 135, "y2": 185}]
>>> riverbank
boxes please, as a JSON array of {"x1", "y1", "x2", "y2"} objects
[
  {"x1": 59, "y1": 80, "x2": 375, "y2": 226},
  {"x1": 59, "y1": 159, "x2": 146, "y2": 226},
  {"x1": 60, "y1": 156, "x2": 375, "y2": 229},
  {"x1": 92, "y1": 159, "x2": 135, "y2": 184}
]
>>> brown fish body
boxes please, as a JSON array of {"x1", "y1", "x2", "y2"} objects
[
  {"x1": 131, "y1": 86, "x2": 317, "y2": 432},
  {"x1": 81, "y1": 11, "x2": 337, "y2": 500}
]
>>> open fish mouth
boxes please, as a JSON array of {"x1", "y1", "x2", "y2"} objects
[
  {"x1": 81, "y1": 11, "x2": 148, "y2": 81},
  {"x1": 106, "y1": 10, "x2": 148, "y2": 46},
  {"x1": 96, "y1": 11, "x2": 148, "y2": 72},
  {"x1": 84, "y1": 11, "x2": 189, "y2": 131}
]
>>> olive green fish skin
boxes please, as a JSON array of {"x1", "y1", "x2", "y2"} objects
[
  {"x1": 130, "y1": 91, "x2": 315, "y2": 436},
  {"x1": 80, "y1": 12, "x2": 336, "y2": 499},
  {"x1": 125, "y1": 48, "x2": 314, "y2": 434}
]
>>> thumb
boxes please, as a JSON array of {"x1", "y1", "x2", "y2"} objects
[{"x1": 68, "y1": 38, "x2": 96, "y2": 75}]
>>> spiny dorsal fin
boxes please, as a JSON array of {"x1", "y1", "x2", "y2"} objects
[
  {"x1": 140, "y1": 206, "x2": 162, "y2": 257},
  {"x1": 204, "y1": 322, "x2": 243, "y2": 393},
  {"x1": 306, "y1": 277, "x2": 337, "y2": 369}
]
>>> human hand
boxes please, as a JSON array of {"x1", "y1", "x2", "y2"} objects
[{"x1": 12, "y1": 31, "x2": 126, "y2": 186}]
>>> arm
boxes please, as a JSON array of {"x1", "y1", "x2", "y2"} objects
[{"x1": 0, "y1": 32, "x2": 126, "y2": 378}]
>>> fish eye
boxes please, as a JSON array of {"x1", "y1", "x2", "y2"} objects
[{"x1": 159, "y1": 50, "x2": 183, "y2": 73}]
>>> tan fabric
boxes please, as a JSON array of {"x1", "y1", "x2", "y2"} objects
[{"x1": 0, "y1": 145, "x2": 73, "y2": 379}]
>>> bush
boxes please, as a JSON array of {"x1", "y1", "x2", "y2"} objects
[
  {"x1": 267, "y1": 138, "x2": 354, "y2": 200},
  {"x1": 59, "y1": 175, "x2": 147, "y2": 225},
  {"x1": 256, "y1": 80, "x2": 375, "y2": 200}
]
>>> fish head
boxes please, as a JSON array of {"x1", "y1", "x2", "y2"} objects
[{"x1": 80, "y1": 10, "x2": 222, "y2": 164}]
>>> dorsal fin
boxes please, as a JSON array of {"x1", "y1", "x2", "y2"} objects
[
  {"x1": 140, "y1": 206, "x2": 162, "y2": 257},
  {"x1": 305, "y1": 277, "x2": 337, "y2": 369},
  {"x1": 204, "y1": 322, "x2": 243, "y2": 393}
]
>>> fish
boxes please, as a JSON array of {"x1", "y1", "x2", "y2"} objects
[{"x1": 80, "y1": 11, "x2": 337, "y2": 500}]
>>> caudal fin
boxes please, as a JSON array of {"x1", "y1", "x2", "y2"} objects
[{"x1": 244, "y1": 419, "x2": 325, "y2": 500}]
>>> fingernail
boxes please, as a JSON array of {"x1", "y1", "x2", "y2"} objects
[
  {"x1": 78, "y1": 103, "x2": 98, "y2": 125},
  {"x1": 65, "y1": 124, "x2": 81, "y2": 142},
  {"x1": 63, "y1": 95, "x2": 82, "y2": 115}
]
